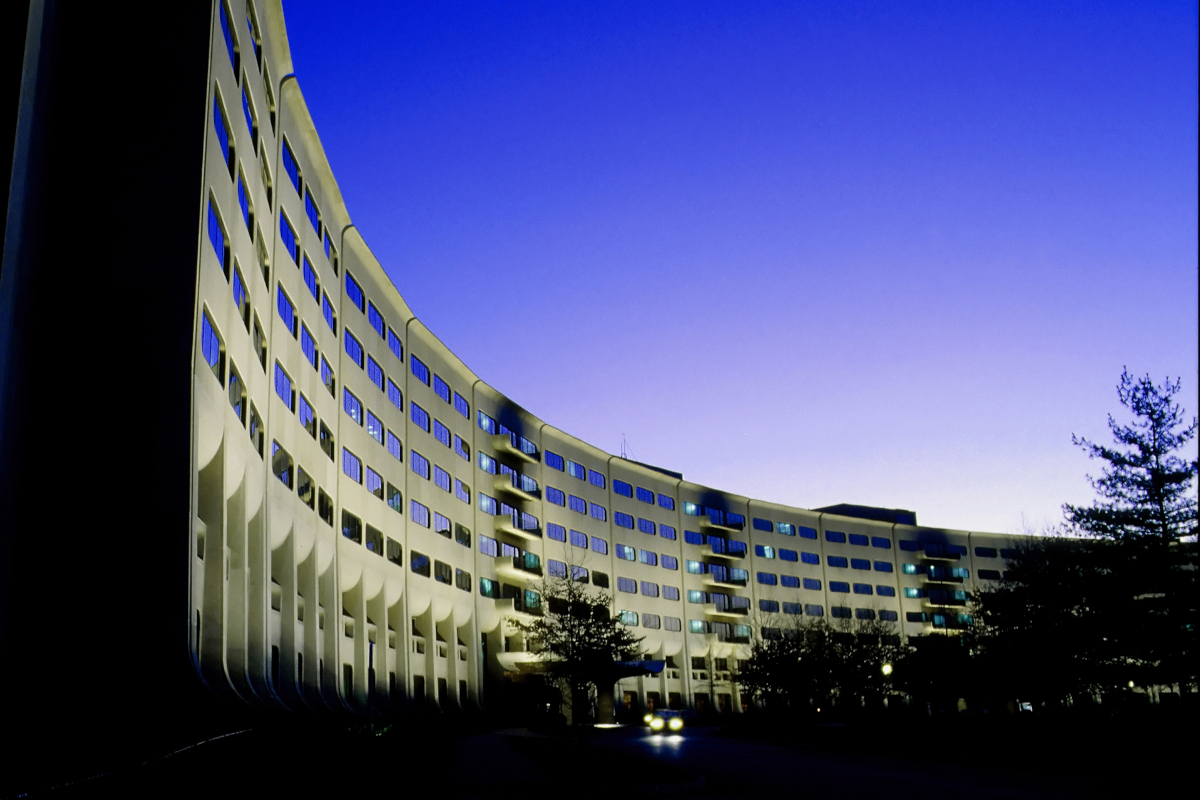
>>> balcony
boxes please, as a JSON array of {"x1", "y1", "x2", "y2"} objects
[
  {"x1": 699, "y1": 545, "x2": 743, "y2": 561},
  {"x1": 493, "y1": 432, "x2": 539, "y2": 464},
  {"x1": 701, "y1": 514, "x2": 743, "y2": 533},
  {"x1": 493, "y1": 471, "x2": 539, "y2": 503},
  {"x1": 704, "y1": 603, "x2": 749, "y2": 620},
  {"x1": 703, "y1": 575, "x2": 748, "y2": 590},
  {"x1": 496, "y1": 596, "x2": 543, "y2": 620},
  {"x1": 494, "y1": 510, "x2": 541, "y2": 542},
  {"x1": 919, "y1": 544, "x2": 962, "y2": 561},
  {"x1": 495, "y1": 553, "x2": 543, "y2": 581}
]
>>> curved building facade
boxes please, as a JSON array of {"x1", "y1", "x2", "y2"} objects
[{"x1": 181, "y1": 1, "x2": 1030, "y2": 719}]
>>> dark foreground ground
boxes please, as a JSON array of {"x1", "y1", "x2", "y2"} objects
[{"x1": 6, "y1": 713, "x2": 1189, "y2": 799}]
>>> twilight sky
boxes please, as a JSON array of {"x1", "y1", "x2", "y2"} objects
[{"x1": 280, "y1": 1, "x2": 1198, "y2": 534}]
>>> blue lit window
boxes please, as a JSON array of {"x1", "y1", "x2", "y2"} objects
[
  {"x1": 296, "y1": 393, "x2": 314, "y2": 434},
  {"x1": 757, "y1": 572, "x2": 777, "y2": 585},
  {"x1": 477, "y1": 411, "x2": 496, "y2": 434},
  {"x1": 660, "y1": 525, "x2": 676, "y2": 541},
  {"x1": 411, "y1": 450, "x2": 430, "y2": 480},
  {"x1": 363, "y1": 357, "x2": 382, "y2": 391},
  {"x1": 387, "y1": 430, "x2": 403, "y2": 462},
  {"x1": 345, "y1": 273, "x2": 365, "y2": 313},
  {"x1": 657, "y1": 494, "x2": 675, "y2": 511},
  {"x1": 777, "y1": 522, "x2": 795, "y2": 536},
  {"x1": 479, "y1": 537, "x2": 498, "y2": 558},
  {"x1": 899, "y1": 540, "x2": 920, "y2": 552},
  {"x1": 411, "y1": 402, "x2": 430, "y2": 432},
  {"x1": 279, "y1": 213, "x2": 297, "y2": 264},
  {"x1": 855, "y1": 609, "x2": 875, "y2": 620},
  {"x1": 637, "y1": 518, "x2": 655, "y2": 535},
  {"x1": 902, "y1": 563, "x2": 920, "y2": 575},
  {"x1": 588, "y1": 470, "x2": 606, "y2": 489},
  {"x1": 590, "y1": 536, "x2": 608, "y2": 555},
  {"x1": 433, "y1": 374, "x2": 450, "y2": 403},
  {"x1": 853, "y1": 583, "x2": 872, "y2": 595},
  {"x1": 387, "y1": 328, "x2": 403, "y2": 361},
  {"x1": 571, "y1": 566, "x2": 589, "y2": 583},
  {"x1": 213, "y1": 96, "x2": 231, "y2": 173},
  {"x1": 282, "y1": 139, "x2": 301, "y2": 192},
  {"x1": 828, "y1": 556, "x2": 848, "y2": 568},
  {"x1": 430, "y1": 419, "x2": 449, "y2": 447},
  {"x1": 276, "y1": 285, "x2": 297, "y2": 337},
  {"x1": 877, "y1": 586, "x2": 896, "y2": 597},
  {"x1": 874, "y1": 561, "x2": 893, "y2": 573},
  {"x1": 387, "y1": 379, "x2": 403, "y2": 411},
  {"x1": 207, "y1": 200, "x2": 227, "y2": 271},
  {"x1": 662, "y1": 555, "x2": 678, "y2": 570},
  {"x1": 546, "y1": 560, "x2": 567, "y2": 578},
  {"x1": 569, "y1": 529, "x2": 588, "y2": 548},
  {"x1": 616, "y1": 545, "x2": 635, "y2": 561},
  {"x1": 616, "y1": 578, "x2": 636, "y2": 594},
  {"x1": 589, "y1": 503, "x2": 606, "y2": 522},
  {"x1": 410, "y1": 355, "x2": 430, "y2": 386},
  {"x1": 614, "y1": 512, "x2": 634, "y2": 529},
  {"x1": 800, "y1": 551, "x2": 819, "y2": 565},
  {"x1": 803, "y1": 578, "x2": 821, "y2": 590},
  {"x1": 366, "y1": 467, "x2": 383, "y2": 498},
  {"x1": 546, "y1": 487, "x2": 565, "y2": 506},
  {"x1": 689, "y1": 620, "x2": 707, "y2": 634},
  {"x1": 410, "y1": 500, "x2": 430, "y2": 528},
  {"x1": 322, "y1": 292, "x2": 337, "y2": 334},
  {"x1": 237, "y1": 172, "x2": 251, "y2": 231},
  {"x1": 829, "y1": 581, "x2": 850, "y2": 593},
  {"x1": 434, "y1": 465, "x2": 451, "y2": 492},
  {"x1": 218, "y1": 2, "x2": 236, "y2": 67},
  {"x1": 879, "y1": 609, "x2": 898, "y2": 621},
  {"x1": 547, "y1": 523, "x2": 566, "y2": 542},
  {"x1": 753, "y1": 518, "x2": 772, "y2": 532},
  {"x1": 826, "y1": 530, "x2": 846, "y2": 544},
  {"x1": 343, "y1": 388, "x2": 362, "y2": 424},
  {"x1": 453, "y1": 435, "x2": 469, "y2": 461},
  {"x1": 683, "y1": 502, "x2": 701, "y2": 516},
  {"x1": 321, "y1": 356, "x2": 335, "y2": 396},
  {"x1": 778, "y1": 549, "x2": 797, "y2": 562},
  {"x1": 685, "y1": 560, "x2": 706, "y2": 574},
  {"x1": 273, "y1": 362, "x2": 294, "y2": 411},
  {"x1": 613, "y1": 480, "x2": 633, "y2": 497},
  {"x1": 568, "y1": 495, "x2": 586, "y2": 514},
  {"x1": 663, "y1": 586, "x2": 680, "y2": 600},
  {"x1": 539, "y1": 451, "x2": 562, "y2": 471},
  {"x1": 324, "y1": 232, "x2": 333, "y2": 262},
  {"x1": 849, "y1": 533, "x2": 869, "y2": 547},
  {"x1": 477, "y1": 452, "x2": 496, "y2": 474},
  {"x1": 479, "y1": 493, "x2": 497, "y2": 515},
  {"x1": 453, "y1": 392, "x2": 469, "y2": 419},
  {"x1": 872, "y1": 537, "x2": 892, "y2": 549},
  {"x1": 342, "y1": 448, "x2": 361, "y2": 483},
  {"x1": 366, "y1": 303, "x2": 385, "y2": 339},
  {"x1": 782, "y1": 602, "x2": 803, "y2": 615},
  {"x1": 640, "y1": 581, "x2": 658, "y2": 596},
  {"x1": 344, "y1": 330, "x2": 363, "y2": 368},
  {"x1": 304, "y1": 188, "x2": 321, "y2": 235},
  {"x1": 755, "y1": 545, "x2": 775, "y2": 559},
  {"x1": 726, "y1": 512, "x2": 745, "y2": 528},
  {"x1": 684, "y1": 530, "x2": 703, "y2": 545},
  {"x1": 851, "y1": 558, "x2": 870, "y2": 570},
  {"x1": 366, "y1": 410, "x2": 383, "y2": 444},
  {"x1": 780, "y1": 575, "x2": 800, "y2": 588},
  {"x1": 759, "y1": 599, "x2": 780, "y2": 613},
  {"x1": 798, "y1": 526, "x2": 817, "y2": 539},
  {"x1": 455, "y1": 479, "x2": 470, "y2": 503},
  {"x1": 302, "y1": 257, "x2": 319, "y2": 301},
  {"x1": 830, "y1": 606, "x2": 852, "y2": 619},
  {"x1": 687, "y1": 590, "x2": 706, "y2": 604},
  {"x1": 241, "y1": 86, "x2": 256, "y2": 145},
  {"x1": 805, "y1": 604, "x2": 824, "y2": 617},
  {"x1": 567, "y1": 461, "x2": 586, "y2": 480}
]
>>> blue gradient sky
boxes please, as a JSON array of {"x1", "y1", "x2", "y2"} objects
[{"x1": 281, "y1": 1, "x2": 1198, "y2": 533}]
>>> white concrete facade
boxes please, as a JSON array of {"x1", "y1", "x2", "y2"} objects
[{"x1": 190, "y1": 0, "x2": 1028, "y2": 717}]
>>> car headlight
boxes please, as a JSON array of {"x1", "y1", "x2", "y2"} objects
[
  {"x1": 668, "y1": 717, "x2": 683, "y2": 731},
  {"x1": 649, "y1": 717, "x2": 664, "y2": 730},
  {"x1": 643, "y1": 713, "x2": 653, "y2": 724}
]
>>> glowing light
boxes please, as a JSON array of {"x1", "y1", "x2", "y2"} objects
[
  {"x1": 643, "y1": 713, "x2": 653, "y2": 724},
  {"x1": 881, "y1": 663, "x2": 893, "y2": 676},
  {"x1": 1128, "y1": 681, "x2": 1135, "y2": 688},
  {"x1": 668, "y1": 717, "x2": 683, "y2": 731},
  {"x1": 650, "y1": 717, "x2": 664, "y2": 731}
]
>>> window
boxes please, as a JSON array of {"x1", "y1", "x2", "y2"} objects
[
  {"x1": 797, "y1": 526, "x2": 817, "y2": 540},
  {"x1": 340, "y1": 509, "x2": 362, "y2": 544},
  {"x1": 454, "y1": 435, "x2": 469, "y2": 461},
  {"x1": 851, "y1": 558, "x2": 870, "y2": 570},
  {"x1": 479, "y1": 577, "x2": 499, "y2": 598},
  {"x1": 872, "y1": 537, "x2": 892, "y2": 549},
  {"x1": 979, "y1": 569, "x2": 1002, "y2": 580},
  {"x1": 754, "y1": 545, "x2": 775, "y2": 559},
  {"x1": 757, "y1": 572, "x2": 777, "y2": 585},
  {"x1": 228, "y1": 365, "x2": 247, "y2": 424},
  {"x1": 298, "y1": 325, "x2": 318, "y2": 371},
  {"x1": 566, "y1": 460, "x2": 586, "y2": 480},
  {"x1": 879, "y1": 610, "x2": 899, "y2": 622},
  {"x1": 386, "y1": 483, "x2": 402, "y2": 514},
  {"x1": 344, "y1": 330, "x2": 363, "y2": 369},
  {"x1": 455, "y1": 479, "x2": 470, "y2": 504},
  {"x1": 212, "y1": 94, "x2": 234, "y2": 179},
  {"x1": 432, "y1": 374, "x2": 450, "y2": 403},
  {"x1": 478, "y1": 452, "x2": 496, "y2": 474},
  {"x1": 477, "y1": 411, "x2": 496, "y2": 434},
  {"x1": 546, "y1": 487, "x2": 565, "y2": 506},
  {"x1": 630, "y1": 486, "x2": 652, "y2": 504},
  {"x1": 363, "y1": 302, "x2": 384, "y2": 338},
  {"x1": 1000, "y1": 548, "x2": 1020, "y2": 559},
  {"x1": 382, "y1": 329, "x2": 403, "y2": 364},
  {"x1": 616, "y1": 544, "x2": 635, "y2": 561},
  {"x1": 804, "y1": 604, "x2": 824, "y2": 616},
  {"x1": 661, "y1": 555, "x2": 678, "y2": 570},
  {"x1": 663, "y1": 585, "x2": 680, "y2": 601},
  {"x1": 685, "y1": 560, "x2": 706, "y2": 574},
  {"x1": 613, "y1": 480, "x2": 633, "y2": 497},
  {"x1": 780, "y1": 575, "x2": 799, "y2": 588},
  {"x1": 753, "y1": 518, "x2": 772, "y2": 532},
  {"x1": 876, "y1": 585, "x2": 896, "y2": 597},
  {"x1": 544, "y1": 451, "x2": 564, "y2": 471},
  {"x1": 684, "y1": 530, "x2": 703, "y2": 545},
  {"x1": 800, "y1": 577, "x2": 820, "y2": 591},
  {"x1": 322, "y1": 292, "x2": 337, "y2": 334},
  {"x1": 341, "y1": 448, "x2": 361, "y2": 483},
  {"x1": 800, "y1": 551, "x2": 819, "y2": 565},
  {"x1": 637, "y1": 518, "x2": 655, "y2": 535},
  {"x1": 297, "y1": 393, "x2": 315, "y2": 437},
  {"x1": 902, "y1": 563, "x2": 920, "y2": 575},
  {"x1": 617, "y1": 611, "x2": 638, "y2": 626},
  {"x1": 664, "y1": 617, "x2": 682, "y2": 632},
  {"x1": 777, "y1": 522, "x2": 796, "y2": 536},
  {"x1": 433, "y1": 466, "x2": 451, "y2": 492},
  {"x1": 589, "y1": 503, "x2": 606, "y2": 522},
  {"x1": 899, "y1": 540, "x2": 920, "y2": 552},
  {"x1": 382, "y1": 380, "x2": 402, "y2": 413},
  {"x1": 278, "y1": 212, "x2": 299, "y2": 264},
  {"x1": 689, "y1": 620, "x2": 707, "y2": 634},
  {"x1": 855, "y1": 608, "x2": 875, "y2": 621},
  {"x1": 614, "y1": 512, "x2": 634, "y2": 529},
  {"x1": 569, "y1": 529, "x2": 588, "y2": 548},
  {"x1": 544, "y1": 523, "x2": 566, "y2": 542},
  {"x1": 342, "y1": 273, "x2": 364, "y2": 313},
  {"x1": 455, "y1": 568, "x2": 471, "y2": 592},
  {"x1": 658, "y1": 494, "x2": 675, "y2": 510},
  {"x1": 827, "y1": 556, "x2": 848, "y2": 568},
  {"x1": 660, "y1": 524, "x2": 676, "y2": 541},
  {"x1": 780, "y1": 602, "x2": 801, "y2": 615},
  {"x1": 366, "y1": 356, "x2": 384, "y2": 391},
  {"x1": 433, "y1": 512, "x2": 451, "y2": 538},
  {"x1": 411, "y1": 355, "x2": 430, "y2": 385},
  {"x1": 433, "y1": 419, "x2": 451, "y2": 448},
  {"x1": 617, "y1": 577, "x2": 637, "y2": 594},
  {"x1": 271, "y1": 441, "x2": 293, "y2": 488},
  {"x1": 411, "y1": 402, "x2": 430, "y2": 432},
  {"x1": 640, "y1": 581, "x2": 659, "y2": 597},
  {"x1": 200, "y1": 309, "x2": 224, "y2": 384},
  {"x1": 366, "y1": 467, "x2": 383, "y2": 499},
  {"x1": 366, "y1": 410, "x2": 383, "y2": 444},
  {"x1": 975, "y1": 547, "x2": 998, "y2": 558},
  {"x1": 591, "y1": 536, "x2": 608, "y2": 555},
  {"x1": 642, "y1": 614, "x2": 661, "y2": 629},
  {"x1": 778, "y1": 549, "x2": 797, "y2": 562},
  {"x1": 638, "y1": 550, "x2": 657, "y2": 566},
  {"x1": 568, "y1": 495, "x2": 586, "y2": 514},
  {"x1": 273, "y1": 362, "x2": 295, "y2": 411},
  {"x1": 478, "y1": 494, "x2": 497, "y2": 515},
  {"x1": 829, "y1": 581, "x2": 850, "y2": 593},
  {"x1": 281, "y1": 138, "x2": 301, "y2": 193},
  {"x1": 849, "y1": 533, "x2": 869, "y2": 546},
  {"x1": 343, "y1": 389, "x2": 362, "y2": 425},
  {"x1": 411, "y1": 450, "x2": 430, "y2": 480},
  {"x1": 410, "y1": 501, "x2": 430, "y2": 528},
  {"x1": 687, "y1": 591, "x2": 706, "y2": 604},
  {"x1": 759, "y1": 599, "x2": 779, "y2": 613},
  {"x1": 874, "y1": 561, "x2": 893, "y2": 573},
  {"x1": 319, "y1": 421, "x2": 334, "y2": 460},
  {"x1": 825, "y1": 530, "x2": 846, "y2": 543},
  {"x1": 831, "y1": 607, "x2": 852, "y2": 619},
  {"x1": 276, "y1": 285, "x2": 297, "y2": 337},
  {"x1": 411, "y1": 551, "x2": 431, "y2": 577},
  {"x1": 853, "y1": 583, "x2": 873, "y2": 595},
  {"x1": 453, "y1": 391, "x2": 469, "y2": 419}
]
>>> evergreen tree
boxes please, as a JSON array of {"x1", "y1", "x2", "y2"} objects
[{"x1": 1064, "y1": 369, "x2": 1197, "y2": 545}]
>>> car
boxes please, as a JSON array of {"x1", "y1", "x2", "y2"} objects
[{"x1": 642, "y1": 709, "x2": 685, "y2": 732}]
